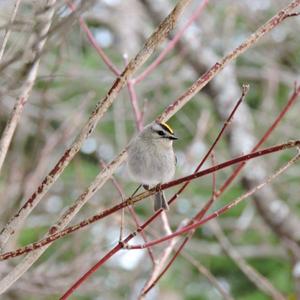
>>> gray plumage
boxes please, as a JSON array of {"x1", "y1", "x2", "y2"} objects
[{"x1": 127, "y1": 121, "x2": 177, "y2": 211}]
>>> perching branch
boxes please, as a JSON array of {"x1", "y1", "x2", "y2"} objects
[{"x1": 1, "y1": 140, "x2": 299, "y2": 261}]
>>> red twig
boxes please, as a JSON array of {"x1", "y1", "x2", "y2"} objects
[
  {"x1": 127, "y1": 79, "x2": 144, "y2": 132},
  {"x1": 127, "y1": 205, "x2": 156, "y2": 265},
  {"x1": 128, "y1": 152, "x2": 300, "y2": 250},
  {"x1": 65, "y1": 0, "x2": 120, "y2": 76},
  {"x1": 99, "y1": 160, "x2": 155, "y2": 264},
  {"x1": 139, "y1": 211, "x2": 178, "y2": 296},
  {"x1": 134, "y1": 0, "x2": 209, "y2": 84},
  {"x1": 218, "y1": 83, "x2": 300, "y2": 195},
  {"x1": 60, "y1": 243, "x2": 123, "y2": 300},
  {"x1": 211, "y1": 152, "x2": 217, "y2": 199},
  {"x1": 124, "y1": 53, "x2": 144, "y2": 132},
  {"x1": 142, "y1": 236, "x2": 187, "y2": 295}
]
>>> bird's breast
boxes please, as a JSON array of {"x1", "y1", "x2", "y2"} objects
[{"x1": 128, "y1": 140, "x2": 175, "y2": 185}]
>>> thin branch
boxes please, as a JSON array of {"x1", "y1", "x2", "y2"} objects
[
  {"x1": 127, "y1": 206, "x2": 156, "y2": 265},
  {"x1": 65, "y1": 0, "x2": 120, "y2": 76},
  {"x1": 124, "y1": 53, "x2": 144, "y2": 132},
  {"x1": 141, "y1": 235, "x2": 185, "y2": 296},
  {"x1": 182, "y1": 251, "x2": 235, "y2": 300},
  {"x1": 134, "y1": 0, "x2": 209, "y2": 84},
  {"x1": 139, "y1": 213, "x2": 179, "y2": 297},
  {"x1": 219, "y1": 83, "x2": 300, "y2": 195},
  {"x1": 127, "y1": 79, "x2": 143, "y2": 132},
  {"x1": 0, "y1": 0, "x2": 22, "y2": 61},
  {"x1": 0, "y1": 0, "x2": 56, "y2": 175},
  {"x1": 210, "y1": 220, "x2": 285, "y2": 300}
]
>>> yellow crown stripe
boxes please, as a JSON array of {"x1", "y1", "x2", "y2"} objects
[{"x1": 160, "y1": 122, "x2": 174, "y2": 134}]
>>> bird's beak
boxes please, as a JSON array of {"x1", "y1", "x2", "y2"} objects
[{"x1": 168, "y1": 134, "x2": 178, "y2": 140}]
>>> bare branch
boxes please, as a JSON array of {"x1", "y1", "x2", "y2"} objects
[
  {"x1": 182, "y1": 251, "x2": 235, "y2": 300},
  {"x1": 134, "y1": 0, "x2": 209, "y2": 84},
  {"x1": 139, "y1": 212, "x2": 179, "y2": 298},
  {"x1": 65, "y1": 0, "x2": 120, "y2": 76},
  {"x1": 0, "y1": 0, "x2": 56, "y2": 174},
  {"x1": 210, "y1": 220, "x2": 286, "y2": 300},
  {"x1": 0, "y1": 0, "x2": 22, "y2": 61}
]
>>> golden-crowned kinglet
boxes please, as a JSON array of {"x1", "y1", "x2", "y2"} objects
[{"x1": 127, "y1": 121, "x2": 178, "y2": 211}]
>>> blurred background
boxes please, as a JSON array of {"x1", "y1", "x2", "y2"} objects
[{"x1": 0, "y1": 0, "x2": 300, "y2": 299}]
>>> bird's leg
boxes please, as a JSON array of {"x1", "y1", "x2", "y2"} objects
[
  {"x1": 131, "y1": 184, "x2": 143, "y2": 198},
  {"x1": 119, "y1": 184, "x2": 142, "y2": 244},
  {"x1": 118, "y1": 191, "x2": 125, "y2": 244}
]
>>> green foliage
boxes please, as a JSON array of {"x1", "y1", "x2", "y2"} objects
[{"x1": 18, "y1": 227, "x2": 48, "y2": 247}]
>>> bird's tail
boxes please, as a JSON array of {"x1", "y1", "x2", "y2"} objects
[{"x1": 154, "y1": 190, "x2": 169, "y2": 211}]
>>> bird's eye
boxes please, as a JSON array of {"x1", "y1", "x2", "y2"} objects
[{"x1": 157, "y1": 130, "x2": 165, "y2": 136}]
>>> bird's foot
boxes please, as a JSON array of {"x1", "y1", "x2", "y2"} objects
[
  {"x1": 155, "y1": 183, "x2": 162, "y2": 192},
  {"x1": 143, "y1": 184, "x2": 150, "y2": 191}
]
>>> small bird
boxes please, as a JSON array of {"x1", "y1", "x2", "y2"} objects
[{"x1": 127, "y1": 121, "x2": 178, "y2": 211}]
